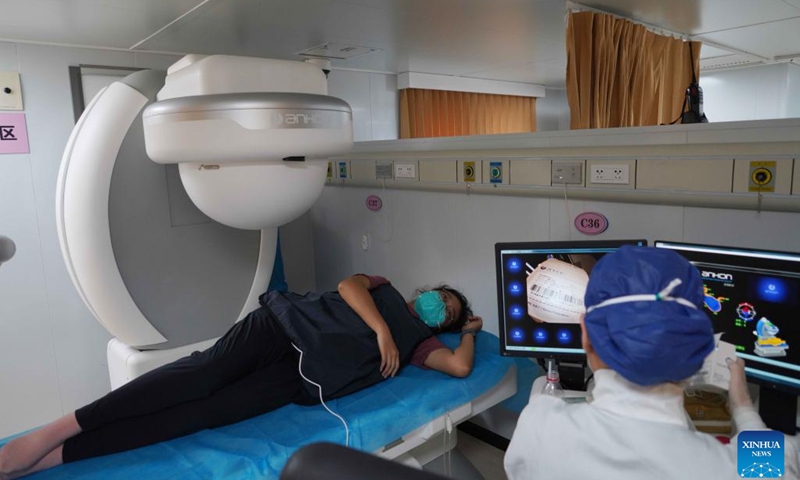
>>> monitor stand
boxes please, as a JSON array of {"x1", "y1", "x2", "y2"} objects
[
  {"x1": 759, "y1": 388, "x2": 797, "y2": 436},
  {"x1": 558, "y1": 360, "x2": 587, "y2": 392}
]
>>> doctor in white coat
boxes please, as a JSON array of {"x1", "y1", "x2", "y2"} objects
[{"x1": 505, "y1": 246, "x2": 798, "y2": 480}]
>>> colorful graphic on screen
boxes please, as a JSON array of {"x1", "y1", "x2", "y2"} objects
[
  {"x1": 737, "y1": 302, "x2": 757, "y2": 322},
  {"x1": 655, "y1": 241, "x2": 800, "y2": 393},
  {"x1": 703, "y1": 285, "x2": 729, "y2": 315}
]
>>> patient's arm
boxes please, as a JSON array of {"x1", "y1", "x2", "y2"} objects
[
  {"x1": 338, "y1": 275, "x2": 400, "y2": 378},
  {"x1": 423, "y1": 317, "x2": 483, "y2": 378}
]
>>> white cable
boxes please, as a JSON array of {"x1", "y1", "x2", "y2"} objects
[
  {"x1": 292, "y1": 343, "x2": 350, "y2": 447},
  {"x1": 563, "y1": 182, "x2": 573, "y2": 240},
  {"x1": 367, "y1": 180, "x2": 394, "y2": 242},
  {"x1": 380, "y1": 180, "x2": 394, "y2": 242},
  {"x1": 444, "y1": 413, "x2": 454, "y2": 477},
  {"x1": 442, "y1": 420, "x2": 448, "y2": 477}
]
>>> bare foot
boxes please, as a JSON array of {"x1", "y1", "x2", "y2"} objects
[
  {"x1": 0, "y1": 414, "x2": 79, "y2": 478},
  {"x1": 0, "y1": 445, "x2": 63, "y2": 480}
]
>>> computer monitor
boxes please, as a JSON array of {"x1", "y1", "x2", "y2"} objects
[
  {"x1": 495, "y1": 239, "x2": 648, "y2": 364},
  {"x1": 655, "y1": 241, "x2": 800, "y2": 434}
]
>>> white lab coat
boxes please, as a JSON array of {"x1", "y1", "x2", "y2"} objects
[{"x1": 505, "y1": 369, "x2": 799, "y2": 480}]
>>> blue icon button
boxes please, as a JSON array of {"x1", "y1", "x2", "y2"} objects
[
  {"x1": 508, "y1": 282, "x2": 523, "y2": 297},
  {"x1": 533, "y1": 328, "x2": 548, "y2": 343},
  {"x1": 506, "y1": 258, "x2": 522, "y2": 273},
  {"x1": 510, "y1": 328, "x2": 525, "y2": 343}
]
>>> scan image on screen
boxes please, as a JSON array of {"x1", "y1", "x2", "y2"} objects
[
  {"x1": 495, "y1": 240, "x2": 647, "y2": 359},
  {"x1": 655, "y1": 241, "x2": 800, "y2": 393}
]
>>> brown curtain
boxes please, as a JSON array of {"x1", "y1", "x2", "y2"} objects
[
  {"x1": 399, "y1": 88, "x2": 536, "y2": 139},
  {"x1": 566, "y1": 10, "x2": 701, "y2": 129}
]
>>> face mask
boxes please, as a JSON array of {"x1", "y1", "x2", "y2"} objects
[{"x1": 414, "y1": 291, "x2": 447, "y2": 328}]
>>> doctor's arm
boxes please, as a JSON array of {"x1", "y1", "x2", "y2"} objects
[
  {"x1": 727, "y1": 358, "x2": 764, "y2": 431},
  {"x1": 423, "y1": 316, "x2": 483, "y2": 378},
  {"x1": 338, "y1": 275, "x2": 400, "y2": 378}
]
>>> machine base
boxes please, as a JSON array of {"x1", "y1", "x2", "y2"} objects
[{"x1": 107, "y1": 337, "x2": 218, "y2": 389}]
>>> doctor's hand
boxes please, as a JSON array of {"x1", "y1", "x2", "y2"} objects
[
  {"x1": 377, "y1": 330, "x2": 400, "y2": 378},
  {"x1": 462, "y1": 316, "x2": 483, "y2": 333},
  {"x1": 727, "y1": 357, "x2": 754, "y2": 410}
]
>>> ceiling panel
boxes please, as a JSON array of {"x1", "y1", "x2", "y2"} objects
[
  {"x1": 700, "y1": 44, "x2": 733, "y2": 59},
  {"x1": 140, "y1": 17, "x2": 310, "y2": 59},
  {"x1": 578, "y1": 0, "x2": 800, "y2": 35},
  {"x1": 0, "y1": 0, "x2": 203, "y2": 49},
  {"x1": 142, "y1": 0, "x2": 567, "y2": 81},
  {"x1": 143, "y1": 0, "x2": 405, "y2": 60},
  {"x1": 698, "y1": 17, "x2": 800, "y2": 59},
  {"x1": 2, "y1": 0, "x2": 800, "y2": 87}
]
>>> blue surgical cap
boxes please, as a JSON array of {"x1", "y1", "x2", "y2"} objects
[{"x1": 584, "y1": 245, "x2": 714, "y2": 386}]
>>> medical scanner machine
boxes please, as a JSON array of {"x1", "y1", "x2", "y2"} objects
[
  {"x1": 53, "y1": 54, "x2": 519, "y2": 475},
  {"x1": 57, "y1": 54, "x2": 352, "y2": 386}
]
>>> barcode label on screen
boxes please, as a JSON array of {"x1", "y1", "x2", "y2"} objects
[{"x1": 531, "y1": 284, "x2": 582, "y2": 305}]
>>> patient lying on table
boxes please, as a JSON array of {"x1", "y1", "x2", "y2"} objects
[{"x1": 0, "y1": 274, "x2": 483, "y2": 480}]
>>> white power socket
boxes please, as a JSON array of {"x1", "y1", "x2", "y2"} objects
[
  {"x1": 394, "y1": 162, "x2": 417, "y2": 179},
  {"x1": 590, "y1": 164, "x2": 630, "y2": 184}
]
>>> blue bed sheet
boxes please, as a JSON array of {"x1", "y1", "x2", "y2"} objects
[{"x1": 1, "y1": 332, "x2": 515, "y2": 480}]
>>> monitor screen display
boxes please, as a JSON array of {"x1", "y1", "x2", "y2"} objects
[
  {"x1": 495, "y1": 239, "x2": 647, "y2": 359},
  {"x1": 655, "y1": 241, "x2": 800, "y2": 394}
]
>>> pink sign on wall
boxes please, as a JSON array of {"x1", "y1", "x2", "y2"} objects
[
  {"x1": 574, "y1": 212, "x2": 609, "y2": 235},
  {"x1": 0, "y1": 113, "x2": 30, "y2": 154},
  {"x1": 366, "y1": 195, "x2": 382, "y2": 211}
]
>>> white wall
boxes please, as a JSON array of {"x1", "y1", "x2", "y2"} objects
[
  {"x1": 310, "y1": 187, "x2": 800, "y2": 338},
  {"x1": 701, "y1": 63, "x2": 793, "y2": 122},
  {"x1": 0, "y1": 41, "x2": 182, "y2": 438},
  {"x1": 787, "y1": 63, "x2": 800, "y2": 120},
  {"x1": 327, "y1": 69, "x2": 399, "y2": 141},
  {"x1": 535, "y1": 88, "x2": 570, "y2": 131}
]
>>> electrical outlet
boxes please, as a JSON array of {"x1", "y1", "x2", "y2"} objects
[
  {"x1": 552, "y1": 161, "x2": 583, "y2": 185},
  {"x1": 590, "y1": 164, "x2": 629, "y2": 184},
  {"x1": 394, "y1": 162, "x2": 417, "y2": 179}
]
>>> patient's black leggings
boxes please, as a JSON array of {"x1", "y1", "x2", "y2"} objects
[{"x1": 62, "y1": 307, "x2": 311, "y2": 463}]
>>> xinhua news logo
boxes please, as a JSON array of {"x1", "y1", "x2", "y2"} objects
[{"x1": 738, "y1": 430, "x2": 784, "y2": 478}]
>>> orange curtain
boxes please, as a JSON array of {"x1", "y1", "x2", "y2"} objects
[
  {"x1": 399, "y1": 89, "x2": 537, "y2": 139},
  {"x1": 566, "y1": 10, "x2": 701, "y2": 129}
]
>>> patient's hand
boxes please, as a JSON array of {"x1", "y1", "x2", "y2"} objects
[
  {"x1": 377, "y1": 331, "x2": 400, "y2": 378},
  {"x1": 463, "y1": 316, "x2": 483, "y2": 333}
]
